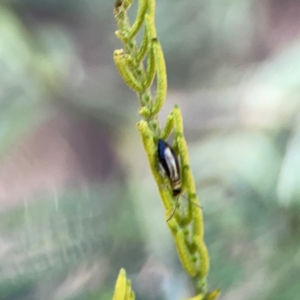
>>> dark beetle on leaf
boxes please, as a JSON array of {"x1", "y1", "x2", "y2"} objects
[
  {"x1": 157, "y1": 139, "x2": 200, "y2": 222},
  {"x1": 157, "y1": 139, "x2": 181, "y2": 197}
]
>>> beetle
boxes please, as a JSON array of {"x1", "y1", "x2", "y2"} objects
[
  {"x1": 157, "y1": 138, "x2": 182, "y2": 221},
  {"x1": 157, "y1": 138, "x2": 181, "y2": 197},
  {"x1": 157, "y1": 139, "x2": 201, "y2": 221}
]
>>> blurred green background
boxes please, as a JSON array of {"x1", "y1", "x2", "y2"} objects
[{"x1": 1, "y1": 1, "x2": 300, "y2": 299}]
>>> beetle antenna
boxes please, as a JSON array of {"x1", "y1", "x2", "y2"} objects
[
  {"x1": 166, "y1": 195, "x2": 202, "y2": 222},
  {"x1": 182, "y1": 194, "x2": 202, "y2": 209},
  {"x1": 166, "y1": 196, "x2": 180, "y2": 222},
  {"x1": 190, "y1": 200, "x2": 202, "y2": 209}
]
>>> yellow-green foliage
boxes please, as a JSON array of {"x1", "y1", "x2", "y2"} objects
[
  {"x1": 112, "y1": 0, "x2": 219, "y2": 298},
  {"x1": 112, "y1": 269, "x2": 135, "y2": 300}
]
